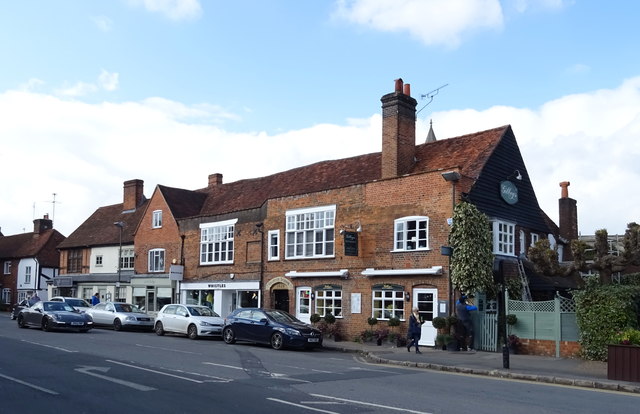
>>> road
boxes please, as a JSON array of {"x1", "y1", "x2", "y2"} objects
[{"x1": 0, "y1": 315, "x2": 637, "y2": 413}]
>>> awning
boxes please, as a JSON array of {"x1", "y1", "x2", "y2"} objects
[
  {"x1": 361, "y1": 266, "x2": 443, "y2": 277},
  {"x1": 286, "y1": 269, "x2": 349, "y2": 279}
]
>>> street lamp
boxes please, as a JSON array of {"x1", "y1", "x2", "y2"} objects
[{"x1": 114, "y1": 221, "x2": 124, "y2": 291}]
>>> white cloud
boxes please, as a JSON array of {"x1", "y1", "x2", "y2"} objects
[
  {"x1": 2, "y1": 77, "x2": 639, "y2": 238},
  {"x1": 334, "y1": 0, "x2": 504, "y2": 48},
  {"x1": 92, "y1": 15, "x2": 113, "y2": 32},
  {"x1": 127, "y1": 0, "x2": 202, "y2": 21},
  {"x1": 56, "y1": 70, "x2": 119, "y2": 97}
]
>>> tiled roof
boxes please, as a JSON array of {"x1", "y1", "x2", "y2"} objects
[
  {"x1": 0, "y1": 229, "x2": 64, "y2": 264},
  {"x1": 198, "y1": 125, "x2": 508, "y2": 216},
  {"x1": 57, "y1": 201, "x2": 148, "y2": 249},
  {"x1": 158, "y1": 185, "x2": 207, "y2": 219}
]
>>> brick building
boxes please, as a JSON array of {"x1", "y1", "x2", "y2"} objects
[{"x1": 53, "y1": 78, "x2": 576, "y2": 345}]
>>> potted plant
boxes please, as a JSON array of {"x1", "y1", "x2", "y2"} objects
[
  {"x1": 387, "y1": 316, "x2": 405, "y2": 347},
  {"x1": 506, "y1": 314, "x2": 518, "y2": 326},
  {"x1": 608, "y1": 328, "x2": 640, "y2": 382},
  {"x1": 507, "y1": 334, "x2": 521, "y2": 354},
  {"x1": 375, "y1": 328, "x2": 389, "y2": 345},
  {"x1": 310, "y1": 313, "x2": 321, "y2": 324}
]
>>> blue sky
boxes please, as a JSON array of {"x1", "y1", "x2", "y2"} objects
[{"x1": 1, "y1": 0, "x2": 639, "y2": 238}]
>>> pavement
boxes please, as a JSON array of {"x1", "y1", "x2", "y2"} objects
[{"x1": 322, "y1": 338, "x2": 640, "y2": 394}]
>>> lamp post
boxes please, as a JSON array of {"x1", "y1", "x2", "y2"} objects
[
  {"x1": 114, "y1": 221, "x2": 124, "y2": 292},
  {"x1": 441, "y1": 171, "x2": 461, "y2": 314}
]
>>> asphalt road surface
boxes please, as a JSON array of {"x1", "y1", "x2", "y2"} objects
[{"x1": 0, "y1": 314, "x2": 637, "y2": 413}]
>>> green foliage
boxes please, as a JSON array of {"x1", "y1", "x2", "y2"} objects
[
  {"x1": 505, "y1": 277, "x2": 523, "y2": 300},
  {"x1": 323, "y1": 312, "x2": 336, "y2": 324},
  {"x1": 613, "y1": 328, "x2": 640, "y2": 346},
  {"x1": 310, "y1": 313, "x2": 321, "y2": 324},
  {"x1": 506, "y1": 314, "x2": 518, "y2": 325},
  {"x1": 367, "y1": 317, "x2": 378, "y2": 326},
  {"x1": 432, "y1": 316, "x2": 447, "y2": 330},
  {"x1": 573, "y1": 278, "x2": 640, "y2": 360},
  {"x1": 387, "y1": 317, "x2": 400, "y2": 327},
  {"x1": 448, "y1": 202, "x2": 494, "y2": 294}
]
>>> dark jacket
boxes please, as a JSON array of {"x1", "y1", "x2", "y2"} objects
[{"x1": 408, "y1": 314, "x2": 423, "y2": 338}]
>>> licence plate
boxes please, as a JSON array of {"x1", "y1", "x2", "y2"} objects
[
  {"x1": 308, "y1": 338, "x2": 320, "y2": 343},
  {"x1": 71, "y1": 322, "x2": 84, "y2": 326}
]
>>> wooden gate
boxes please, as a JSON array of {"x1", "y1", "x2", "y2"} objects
[{"x1": 472, "y1": 292, "x2": 498, "y2": 351}]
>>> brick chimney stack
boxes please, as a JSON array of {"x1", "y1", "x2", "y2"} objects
[
  {"x1": 381, "y1": 78, "x2": 417, "y2": 179},
  {"x1": 558, "y1": 181, "x2": 578, "y2": 257},
  {"x1": 208, "y1": 173, "x2": 223, "y2": 188},
  {"x1": 33, "y1": 214, "x2": 53, "y2": 234},
  {"x1": 123, "y1": 179, "x2": 144, "y2": 211}
]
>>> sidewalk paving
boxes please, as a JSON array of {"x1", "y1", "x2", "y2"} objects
[{"x1": 322, "y1": 338, "x2": 640, "y2": 394}]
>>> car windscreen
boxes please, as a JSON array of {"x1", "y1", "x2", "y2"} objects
[
  {"x1": 67, "y1": 299, "x2": 89, "y2": 307},
  {"x1": 265, "y1": 310, "x2": 299, "y2": 323},
  {"x1": 114, "y1": 303, "x2": 140, "y2": 313},
  {"x1": 188, "y1": 307, "x2": 219, "y2": 317},
  {"x1": 44, "y1": 303, "x2": 74, "y2": 312}
]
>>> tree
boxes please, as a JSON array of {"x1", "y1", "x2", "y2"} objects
[
  {"x1": 529, "y1": 222, "x2": 640, "y2": 285},
  {"x1": 448, "y1": 201, "x2": 495, "y2": 294}
]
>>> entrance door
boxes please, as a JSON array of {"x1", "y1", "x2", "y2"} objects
[
  {"x1": 146, "y1": 290, "x2": 155, "y2": 313},
  {"x1": 273, "y1": 289, "x2": 289, "y2": 312},
  {"x1": 413, "y1": 288, "x2": 438, "y2": 346},
  {"x1": 295, "y1": 287, "x2": 311, "y2": 324}
]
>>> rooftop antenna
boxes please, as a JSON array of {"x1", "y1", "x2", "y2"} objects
[{"x1": 417, "y1": 84, "x2": 448, "y2": 115}]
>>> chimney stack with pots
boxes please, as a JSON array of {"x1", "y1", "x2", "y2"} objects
[
  {"x1": 123, "y1": 179, "x2": 144, "y2": 212},
  {"x1": 381, "y1": 78, "x2": 417, "y2": 179},
  {"x1": 558, "y1": 181, "x2": 578, "y2": 259}
]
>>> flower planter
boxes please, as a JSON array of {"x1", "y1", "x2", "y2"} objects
[{"x1": 608, "y1": 344, "x2": 640, "y2": 382}]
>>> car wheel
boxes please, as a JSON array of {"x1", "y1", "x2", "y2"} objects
[
  {"x1": 271, "y1": 332, "x2": 284, "y2": 350},
  {"x1": 17, "y1": 315, "x2": 27, "y2": 328},
  {"x1": 155, "y1": 322, "x2": 165, "y2": 336},
  {"x1": 223, "y1": 327, "x2": 236, "y2": 344},
  {"x1": 187, "y1": 324, "x2": 198, "y2": 340},
  {"x1": 113, "y1": 319, "x2": 122, "y2": 331},
  {"x1": 42, "y1": 318, "x2": 51, "y2": 332}
]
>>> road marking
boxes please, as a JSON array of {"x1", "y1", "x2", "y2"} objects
[
  {"x1": 75, "y1": 366, "x2": 155, "y2": 391},
  {"x1": 21, "y1": 340, "x2": 77, "y2": 353},
  {"x1": 280, "y1": 364, "x2": 334, "y2": 373},
  {"x1": 163, "y1": 367, "x2": 233, "y2": 383},
  {"x1": 203, "y1": 362, "x2": 244, "y2": 370},
  {"x1": 267, "y1": 398, "x2": 339, "y2": 413},
  {"x1": 203, "y1": 362, "x2": 310, "y2": 383},
  {"x1": 136, "y1": 343, "x2": 200, "y2": 354},
  {"x1": 107, "y1": 359, "x2": 204, "y2": 383},
  {"x1": 0, "y1": 372, "x2": 59, "y2": 395},
  {"x1": 310, "y1": 394, "x2": 433, "y2": 414}
]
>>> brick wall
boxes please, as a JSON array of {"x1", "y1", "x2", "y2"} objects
[{"x1": 518, "y1": 338, "x2": 581, "y2": 358}]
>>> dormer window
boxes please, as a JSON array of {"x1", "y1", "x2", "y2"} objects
[
  {"x1": 393, "y1": 216, "x2": 429, "y2": 251},
  {"x1": 152, "y1": 210, "x2": 163, "y2": 228}
]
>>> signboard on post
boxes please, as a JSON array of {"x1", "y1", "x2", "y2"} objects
[{"x1": 169, "y1": 265, "x2": 184, "y2": 281}]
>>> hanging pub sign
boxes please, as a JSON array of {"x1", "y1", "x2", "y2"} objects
[
  {"x1": 500, "y1": 180, "x2": 519, "y2": 205},
  {"x1": 344, "y1": 231, "x2": 358, "y2": 256}
]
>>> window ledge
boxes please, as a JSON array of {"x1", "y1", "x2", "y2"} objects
[
  {"x1": 286, "y1": 269, "x2": 349, "y2": 278},
  {"x1": 362, "y1": 266, "x2": 443, "y2": 277},
  {"x1": 391, "y1": 248, "x2": 431, "y2": 253}
]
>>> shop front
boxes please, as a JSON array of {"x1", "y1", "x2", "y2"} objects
[{"x1": 179, "y1": 280, "x2": 261, "y2": 318}]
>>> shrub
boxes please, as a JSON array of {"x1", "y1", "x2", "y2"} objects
[
  {"x1": 613, "y1": 328, "x2": 640, "y2": 346},
  {"x1": 432, "y1": 316, "x2": 447, "y2": 330},
  {"x1": 388, "y1": 317, "x2": 400, "y2": 327},
  {"x1": 573, "y1": 278, "x2": 640, "y2": 360},
  {"x1": 310, "y1": 313, "x2": 321, "y2": 324},
  {"x1": 324, "y1": 312, "x2": 336, "y2": 324},
  {"x1": 367, "y1": 317, "x2": 378, "y2": 326},
  {"x1": 506, "y1": 314, "x2": 518, "y2": 325}
]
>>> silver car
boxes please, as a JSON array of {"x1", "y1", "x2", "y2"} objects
[
  {"x1": 86, "y1": 302, "x2": 153, "y2": 331},
  {"x1": 50, "y1": 296, "x2": 92, "y2": 313},
  {"x1": 154, "y1": 304, "x2": 224, "y2": 339}
]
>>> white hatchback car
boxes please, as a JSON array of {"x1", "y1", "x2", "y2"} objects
[
  {"x1": 50, "y1": 296, "x2": 92, "y2": 313},
  {"x1": 154, "y1": 304, "x2": 224, "y2": 339}
]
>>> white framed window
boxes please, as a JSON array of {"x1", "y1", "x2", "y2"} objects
[
  {"x1": 148, "y1": 249, "x2": 165, "y2": 272},
  {"x1": 25, "y1": 266, "x2": 32, "y2": 284},
  {"x1": 372, "y1": 289, "x2": 405, "y2": 320},
  {"x1": 285, "y1": 205, "x2": 335, "y2": 259},
  {"x1": 200, "y1": 219, "x2": 236, "y2": 265},
  {"x1": 3, "y1": 261, "x2": 10, "y2": 274},
  {"x1": 120, "y1": 248, "x2": 135, "y2": 270},
  {"x1": 2, "y1": 288, "x2": 11, "y2": 305},
  {"x1": 268, "y1": 230, "x2": 280, "y2": 261},
  {"x1": 519, "y1": 230, "x2": 526, "y2": 256},
  {"x1": 491, "y1": 220, "x2": 515, "y2": 256},
  {"x1": 95, "y1": 255, "x2": 103, "y2": 266},
  {"x1": 152, "y1": 210, "x2": 163, "y2": 228},
  {"x1": 530, "y1": 233, "x2": 539, "y2": 246},
  {"x1": 394, "y1": 216, "x2": 429, "y2": 251},
  {"x1": 315, "y1": 289, "x2": 342, "y2": 317}
]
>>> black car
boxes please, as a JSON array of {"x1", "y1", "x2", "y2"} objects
[
  {"x1": 17, "y1": 301, "x2": 94, "y2": 332},
  {"x1": 10, "y1": 299, "x2": 30, "y2": 320},
  {"x1": 222, "y1": 308, "x2": 322, "y2": 350}
]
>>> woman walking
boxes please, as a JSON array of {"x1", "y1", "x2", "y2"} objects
[{"x1": 407, "y1": 307, "x2": 424, "y2": 354}]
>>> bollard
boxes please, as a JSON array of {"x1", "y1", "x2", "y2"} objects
[{"x1": 502, "y1": 345, "x2": 510, "y2": 369}]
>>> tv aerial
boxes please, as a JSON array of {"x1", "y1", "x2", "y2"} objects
[{"x1": 417, "y1": 84, "x2": 448, "y2": 115}]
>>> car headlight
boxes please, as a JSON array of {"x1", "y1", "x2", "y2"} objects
[
  {"x1": 276, "y1": 327, "x2": 301, "y2": 336},
  {"x1": 199, "y1": 321, "x2": 216, "y2": 327},
  {"x1": 50, "y1": 314, "x2": 61, "y2": 321},
  {"x1": 125, "y1": 316, "x2": 136, "y2": 322}
]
